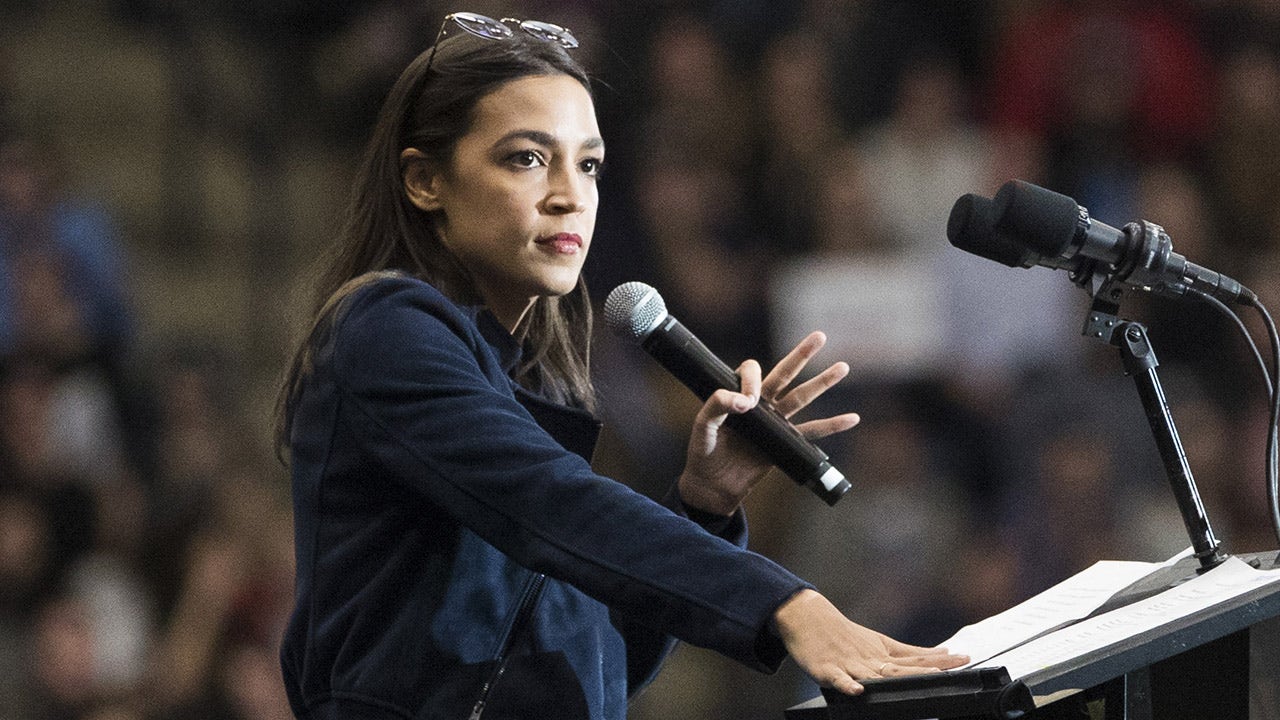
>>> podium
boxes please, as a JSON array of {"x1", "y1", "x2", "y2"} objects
[{"x1": 785, "y1": 550, "x2": 1280, "y2": 720}]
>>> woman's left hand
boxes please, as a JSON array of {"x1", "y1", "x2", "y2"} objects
[{"x1": 677, "y1": 331, "x2": 860, "y2": 516}]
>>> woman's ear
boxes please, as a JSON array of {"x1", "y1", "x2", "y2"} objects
[{"x1": 401, "y1": 148, "x2": 444, "y2": 212}]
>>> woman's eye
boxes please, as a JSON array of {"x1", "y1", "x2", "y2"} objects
[
  {"x1": 509, "y1": 150, "x2": 544, "y2": 168},
  {"x1": 580, "y1": 157, "x2": 604, "y2": 177}
]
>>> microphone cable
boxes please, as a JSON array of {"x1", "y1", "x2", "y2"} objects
[
  {"x1": 1247, "y1": 296, "x2": 1280, "y2": 549},
  {"x1": 1189, "y1": 289, "x2": 1280, "y2": 549}
]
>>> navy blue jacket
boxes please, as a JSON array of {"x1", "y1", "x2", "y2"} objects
[{"x1": 280, "y1": 276, "x2": 810, "y2": 719}]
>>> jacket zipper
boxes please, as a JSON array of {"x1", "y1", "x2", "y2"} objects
[{"x1": 468, "y1": 572, "x2": 547, "y2": 720}]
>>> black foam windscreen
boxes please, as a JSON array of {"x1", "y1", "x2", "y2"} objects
[
  {"x1": 992, "y1": 179, "x2": 1080, "y2": 258},
  {"x1": 946, "y1": 193, "x2": 1028, "y2": 267}
]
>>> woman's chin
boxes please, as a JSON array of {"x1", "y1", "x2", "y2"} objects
[{"x1": 540, "y1": 274, "x2": 583, "y2": 298}]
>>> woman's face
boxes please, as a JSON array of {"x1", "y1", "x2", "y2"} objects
[{"x1": 408, "y1": 73, "x2": 603, "y2": 330}]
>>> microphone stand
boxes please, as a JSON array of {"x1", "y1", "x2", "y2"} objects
[{"x1": 1082, "y1": 276, "x2": 1228, "y2": 573}]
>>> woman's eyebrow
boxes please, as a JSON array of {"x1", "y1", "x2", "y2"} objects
[{"x1": 495, "y1": 129, "x2": 604, "y2": 151}]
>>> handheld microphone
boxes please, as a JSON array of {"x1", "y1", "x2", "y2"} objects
[
  {"x1": 947, "y1": 180, "x2": 1256, "y2": 305},
  {"x1": 603, "y1": 282, "x2": 851, "y2": 506}
]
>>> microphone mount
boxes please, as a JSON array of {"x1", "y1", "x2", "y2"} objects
[
  {"x1": 1084, "y1": 278, "x2": 1228, "y2": 572},
  {"x1": 947, "y1": 181, "x2": 1261, "y2": 573},
  {"x1": 1069, "y1": 219, "x2": 1187, "y2": 302}
]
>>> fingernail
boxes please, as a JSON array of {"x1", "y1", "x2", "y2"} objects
[{"x1": 732, "y1": 395, "x2": 753, "y2": 412}]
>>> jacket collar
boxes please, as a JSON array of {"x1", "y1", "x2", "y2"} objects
[
  {"x1": 464, "y1": 304, "x2": 523, "y2": 376},
  {"x1": 458, "y1": 302, "x2": 601, "y2": 462}
]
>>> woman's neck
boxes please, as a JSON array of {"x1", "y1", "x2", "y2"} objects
[{"x1": 487, "y1": 295, "x2": 536, "y2": 334}]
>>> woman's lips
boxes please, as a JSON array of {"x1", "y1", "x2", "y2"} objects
[{"x1": 537, "y1": 233, "x2": 584, "y2": 254}]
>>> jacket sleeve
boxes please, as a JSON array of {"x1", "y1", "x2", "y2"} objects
[
  {"x1": 326, "y1": 279, "x2": 809, "y2": 672},
  {"x1": 617, "y1": 484, "x2": 762, "y2": 694}
]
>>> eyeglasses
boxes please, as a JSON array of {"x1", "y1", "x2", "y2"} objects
[{"x1": 425, "y1": 12, "x2": 579, "y2": 70}]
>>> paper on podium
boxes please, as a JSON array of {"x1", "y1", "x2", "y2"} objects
[
  {"x1": 974, "y1": 556, "x2": 1280, "y2": 679},
  {"x1": 940, "y1": 549, "x2": 1191, "y2": 667}
]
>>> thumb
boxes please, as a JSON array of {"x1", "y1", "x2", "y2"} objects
[{"x1": 696, "y1": 387, "x2": 757, "y2": 432}]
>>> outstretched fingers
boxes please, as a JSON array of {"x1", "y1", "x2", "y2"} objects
[
  {"x1": 761, "y1": 331, "x2": 828, "y2": 399},
  {"x1": 811, "y1": 664, "x2": 865, "y2": 695},
  {"x1": 883, "y1": 641, "x2": 970, "y2": 673},
  {"x1": 837, "y1": 642, "x2": 969, "y2": 686},
  {"x1": 772, "y1": 360, "x2": 851, "y2": 418},
  {"x1": 875, "y1": 661, "x2": 940, "y2": 678},
  {"x1": 776, "y1": 590, "x2": 971, "y2": 698},
  {"x1": 760, "y1": 333, "x2": 851, "y2": 421},
  {"x1": 793, "y1": 413, "x2": 861, "y2": 440}
]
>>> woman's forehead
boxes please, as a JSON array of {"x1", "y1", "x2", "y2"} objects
[{"x1": 467, "y1": 75, "x2": 601, "y2": 147}]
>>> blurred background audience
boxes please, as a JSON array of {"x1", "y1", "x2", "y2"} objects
[{"x1": 1, "y1": 0, "x2": 1277, "y2": 718}]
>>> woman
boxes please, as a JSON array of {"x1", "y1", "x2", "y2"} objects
[{"x1": 276, "y1": 13, "x2": 965, "y2": 720}]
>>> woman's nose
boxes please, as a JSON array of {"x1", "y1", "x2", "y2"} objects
[{"x1": 544, "y1": 166, "x2": 588, "y2": 214}]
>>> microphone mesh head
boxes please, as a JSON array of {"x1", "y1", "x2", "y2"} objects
[{"x1": 604, "y1": 282, "x2": 667, "y2": 342}]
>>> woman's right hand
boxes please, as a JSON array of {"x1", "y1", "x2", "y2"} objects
[
  {"x1": 677, "y1": 331, "x2": 859, "y2": 516},
  {"x1": 772, "y1": 589, "x2": 969, "y2": 695}
]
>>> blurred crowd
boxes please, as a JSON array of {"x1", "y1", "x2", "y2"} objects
[
  {"x1": 0, "y1": 131, "x2": 295, "y2": 719},
  {"x1": 1, "y1": 0, "x2": 1278, "y2": 719}
]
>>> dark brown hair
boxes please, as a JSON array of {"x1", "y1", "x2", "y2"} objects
[{"x1": 275, "y1": 29, "x2": 596, "y2": 456}]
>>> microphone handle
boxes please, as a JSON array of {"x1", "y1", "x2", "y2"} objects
[{"x1": 641, "y1": 316, "x2": 851, "y2": 506}]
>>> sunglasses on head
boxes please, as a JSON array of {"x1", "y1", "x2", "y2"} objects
[{"x1": 426, "y1": 12, "x2": 579, "y2": 70}]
